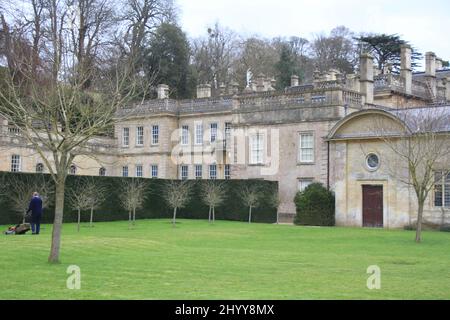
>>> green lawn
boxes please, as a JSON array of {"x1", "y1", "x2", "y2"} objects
[{"x1": 1, "y1": 219, "x2": 449, "y2": 300}]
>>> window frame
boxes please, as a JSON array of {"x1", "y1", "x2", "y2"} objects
[
  {"x1": 434, "y1": 171, "x2": 450, "y2": 208},
  {"x1": 151, "y1": 125, "x2": 159, "y2": 145},
  {"x1": 224, "y1": 164, "x2": 231, "y2": 180},
  {"x1": 122, "y1": 127, "x2": 130, "y2": 147},
  {"x1": 180, "y1": 165, "x2": 189, "y2": 180},
  {"x1": 298, "y1": 178, "x2": 314, "y2": 192},
  {"x1": 181, "y1": 125, "x2": 189, "y2": 146},
  {"x1": 151, "y1": 165, "x2": 158, "y2": 178},
  {"x1": 135, "y1": 164, "x2": 143, "y2": 177},
  {"x1": 249, "y1": 133, "x2": 264, "y2": 165},
  {"x1": 298, "y1": 132, "x2": 315, "y2": 164},
  {"x1": 195, "y1": 123, "x2": 203, "y2": 145},
  {"x1": 122, "y1": 166, "x2": 129, "y2": 177},
  {"x1": 11, "y1": 155, "x2": 21, "y2": 172},
  {"x1": 210, "y1": 123, "x2": 218, "y2": 143},
  {"x1": 195, "y1": 164, "x2": 203, "y2": 180},
  {"x1": 209, "y1": 164, "x2": 217, "y2": 180},
  {"x1": 136, "y1": 126, "x2": 144, "y2": 146}
]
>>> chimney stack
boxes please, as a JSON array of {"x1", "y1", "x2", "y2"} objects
[
  {"x1": 228, "y1": 82, "x2": 240, "y2": 95},
  {"x1": 290, "y1": 75, "x2": 299, "y2": 87},
  {"x1": 425, "y1": 52, "x2": 437, "y2": 98},
  {"x1": 425, "y1": 52, "x2": 437, "y2": 77},
  {"x1": 445, "y1": 77, "x2": 450, "y2": 101},
  {"x1": 359, "y1": 53, "x2": 374, "y2": 104},
  {"x1": 197, "y1": 84, "x2": 211, "y2": 99},
  {"x1": 157, "y1": 84, "x2": 169, "y2": 99},
  {"x1": 256, "y1": 73, "x2": 265, "y2": 92},
  {"x1": 436, "y1": 58, "x2": 443, "y2": 71},
  {"x1": 400, "y1": 45, "x2": 412, "y2": 95}
]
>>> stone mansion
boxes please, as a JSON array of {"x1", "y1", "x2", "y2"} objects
[{"x1": 1, "y1": 46, "x2": 449, "y2": 226}]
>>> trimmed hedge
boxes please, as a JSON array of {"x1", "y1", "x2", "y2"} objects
[
  {"x1": 0, "y1": 172, "x2": 278, "y2": 225},
  {"x1": 294, "y1": 183, "x2": 335, "y2": 226}
]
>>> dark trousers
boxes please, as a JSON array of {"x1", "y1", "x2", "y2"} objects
[{"x1": 31, "y1": 213, "x2": 42, "y2": 234}]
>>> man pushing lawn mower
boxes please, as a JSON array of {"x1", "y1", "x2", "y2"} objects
[
  {"x1": 27, "y1": 192, "x2": 43, "y2": 235},
  {"x1": 4, "y1": 192, "x2": 43, "y2": 235}
]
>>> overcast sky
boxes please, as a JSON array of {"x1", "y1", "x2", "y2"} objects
[{"x1": 177, "y1": 0, "x2": 450, "y2": 69}]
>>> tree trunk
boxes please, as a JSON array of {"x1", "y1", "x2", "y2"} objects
[
  {"x1": 249, "y1": 206, "x2": 252, "y2": 224},
  {"x1": 172, "y1": 207, "x2": 177, "y2": 227},
  {"x1": 128, "y1": 210, "x2": 132, "y2": 229},
  {"x1": 48, "y1": 177, "x2": 66, "y2": 263},
  {"x1": 133, "y1": 208, "x2": 136, "y2": 226},
  {"x1": 208, "y1": 206, "x2": 212, "y2": 224},
  {"x1": 415, "y1": 200, "x2": 425, "y2": 243},
  {"x1": 90, "y1": 207, "x2": 94, "y2": 227},
  {"x1": 77, "y1": 209, "x2": 81, "y2": 233},
  {"x1": 212, "y1": 206, "x2": 215, "y2": 224}
]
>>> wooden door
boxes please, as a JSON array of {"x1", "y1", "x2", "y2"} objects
[{"x1": 362, "y1": 185, "x2": 383, "y2": 228}]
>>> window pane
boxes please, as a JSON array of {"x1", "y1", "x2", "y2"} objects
[
  {"x1": 123, "y1": 128, "x2": 129, "y2": 146},
  {"x1": 445, "y1": 184, "x2": 450, "y2": 207},
  {"x1": 136, "y1": 165, "x2": 143, "y2": 177},
  {"x1": 181, "y1": 125, "x2": 189, "y2": 145},
  {"x1": 299, "y1": 133, "x2": 314, "y2": 162},
  {"x1": 435, "y1": 184, "x2": 443, "y2": 207},
  {"x1": 210, "y1": 123, "x2": 217, "y2": 142},
  {"x1": 151, "y1": 165, "x2": 158, "y2": 178},
  {"x1": 136, "y1": 127, "x2": 144, "y2": 145},
  {"x1": 195, "y1": 124, "x2": 203, "y2": 145},
  {"x1": 152, "y1": 125, "x2": 159, "y2": 145}
]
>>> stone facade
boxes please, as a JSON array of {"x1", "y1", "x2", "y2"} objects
[{"x1": 1, "y1": 48, "x2": 449, "y2": 226}]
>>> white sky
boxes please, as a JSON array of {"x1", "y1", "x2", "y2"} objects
[{"x1": 177, "y1": 0, "x2": 450, "y2": 69}]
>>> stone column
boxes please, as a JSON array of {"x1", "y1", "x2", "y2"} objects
[
  {"x1": 445, "y1": 77, "x2": 450, "y2": 101},
  {"x1": 291, "y1": 75, "x2": 299, "y2": 87},
  {"x1": 157, "y1": 84, "x2": 169, "y2": 99},
  {"x1": 197, "y1": 84, "x2": 212, "y2": 99},
  {"x1": 400, "y1": 45, "x2": 412, "y2": 95},
  {"x1": 425, "y1": 52, "x2": 437, "y2": 98},
  {"x1": 359, "y1": 53, "x2": 374, "y2": 104},
  {"x1": 256, "y1": 74, "x2": 265, "y2": 92}
]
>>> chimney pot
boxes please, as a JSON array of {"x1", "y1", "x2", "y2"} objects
[
  {"x1": 197, "y1": 84, "x2": 212, "y2": 99},
  {"x1": 157, "y1": 84, "x2": 169, "y2": 99}
]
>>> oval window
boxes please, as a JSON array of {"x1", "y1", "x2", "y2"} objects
[{"x1": 366, "y1": 153, "x2": 380, "y2": 171}]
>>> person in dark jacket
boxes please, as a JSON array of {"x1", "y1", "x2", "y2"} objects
[{"x1": 27, "y1": 192, "x2": 43, "y2": 235}]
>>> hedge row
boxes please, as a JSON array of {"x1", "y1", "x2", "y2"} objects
[{"x1": 0, "y1": 172, "x2": 278, "y2": 225}]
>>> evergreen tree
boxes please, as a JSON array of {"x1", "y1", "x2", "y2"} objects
[
  {"x1": 356, "y1": 34, "x2": 422, "y2": 73},
  {"x1": 275, "y1": 44, "x2": 300, "y2": 90},
  {"x1": 144, "y1": 23, "x2": 196, "y2": 99}
]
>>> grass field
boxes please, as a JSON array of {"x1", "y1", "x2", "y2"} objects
[{"x1": 1, "y1": 219, "x2": 449, "y2": 300}]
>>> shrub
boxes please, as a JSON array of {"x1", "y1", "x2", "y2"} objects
[{"x1": 294, "y1": 183, "x2": 335, "y2": 226}]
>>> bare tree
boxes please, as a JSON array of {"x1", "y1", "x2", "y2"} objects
[
  {"x1": 84, "y1": 177, "x2": 107, "y2": 227},
  {"x1": 67, "y1": 179, "x2": 91, "y2": 232},
  {"x1": 162, "y1": 180, "x2": 192, "y2": 227},
  {"x1": 371, "y1": 107, "x2": 450, "y2": 242},
  {"x1": 4, "y1": 174, "x2": 54, "y2": 223},
  {"x1": 191, "y1": 22, "x2": 239, "y2": 90},
  {"x1": 267, "y1": 185, "x2": 281, "y2": 224},
  {"x1": 0, "y1": 1, "x2": 147, "y2": 263},
  {"x1": 310, "y1": 26, "x2": 358, "y2": 74},
  {"x1": 201, "y1": 180, "x2": 227, "y2": 224},
  {"x1": 239, "y1": 184, "x2": 260, "y2": 224},
  {"x1": 119, "y1": 178, "x2": 148, "y2": 228}
]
